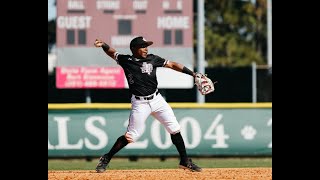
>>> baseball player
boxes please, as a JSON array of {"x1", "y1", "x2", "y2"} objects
[{"x1": 94, "y1": 36, "x2": 202, "y2": 172}]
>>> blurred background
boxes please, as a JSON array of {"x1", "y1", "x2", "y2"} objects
[
  {"x1": 48, "y1": 0, "x2": 272, "y2": 103},
  {"x1": 48, "y1": 0, "x2": 272, "y2": 160}
]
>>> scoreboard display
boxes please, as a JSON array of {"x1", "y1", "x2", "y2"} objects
[{"x1": 56, "y1": 0, "x2": 193, "y2": 89}]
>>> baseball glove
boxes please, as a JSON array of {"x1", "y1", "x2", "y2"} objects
[{"x1": 194, "y1": 72, "x2": 216, "y2": 95}]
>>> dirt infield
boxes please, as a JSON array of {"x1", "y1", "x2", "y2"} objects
[{"x1": 48, "y1": 168, "x2": 271, "y2": 180}]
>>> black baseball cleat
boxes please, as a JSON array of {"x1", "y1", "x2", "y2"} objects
[
  {"x1": 95, "y1": 155, "x2": 111, "y2": 173},
  {"x1": 179, "y1": 158, "x2": 202, "y2": 172}
]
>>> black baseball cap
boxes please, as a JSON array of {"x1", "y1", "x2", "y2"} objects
[{"x1": 130, "y1": 36, "x2": 153, "y2": 48}]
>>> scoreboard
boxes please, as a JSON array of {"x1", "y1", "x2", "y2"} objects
[{"x1": 56, "y1": 0, "x2": 194, "y2": 89}]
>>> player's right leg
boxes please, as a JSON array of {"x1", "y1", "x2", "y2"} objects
[
  {"x1": 96, "y1": 97, "x2": 151, "y2": 173},
  {"x1": 125, "y1": 96, "x2": 152, "y2": 142}
]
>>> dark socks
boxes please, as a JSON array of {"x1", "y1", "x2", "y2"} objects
[
  {"x1": 104, "y1": 135, "x2": 129, "y2": 159},
  {"x1": 104, "y1": 133, "x2": 187, "y2": 162},
  {"x1": 171, "y1": 132, "x2": 188, "y2": 162}
]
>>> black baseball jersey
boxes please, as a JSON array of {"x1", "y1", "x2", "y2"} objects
[{"x1": 115, "y1": 53, "x2": 168, "y2": 96}]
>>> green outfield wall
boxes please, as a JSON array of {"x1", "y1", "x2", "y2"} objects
[{"x1": 48, "y1": 103, "x2": 272, "y2": 157}]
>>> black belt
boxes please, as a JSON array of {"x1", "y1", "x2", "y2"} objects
[{"x1": 135, "y1": 91, "x2": 159, "y2": 100}]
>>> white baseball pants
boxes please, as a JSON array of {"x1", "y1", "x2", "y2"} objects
[{"x1": 125, "y1": 92, "x2": 180, "y2": 142}]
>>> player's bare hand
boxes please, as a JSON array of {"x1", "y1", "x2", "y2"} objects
[{"x1": 94, "y1": 39, "x2": 105, "y2": 47}]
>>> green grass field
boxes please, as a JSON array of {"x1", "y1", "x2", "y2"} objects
[{"x1": 48, "y1": 157, "x2": 272, "y2": 170}]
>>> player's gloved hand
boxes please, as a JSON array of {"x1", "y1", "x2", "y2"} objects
[{"x1": 194, "y1": 72, "x2": 216, "y2": 95}]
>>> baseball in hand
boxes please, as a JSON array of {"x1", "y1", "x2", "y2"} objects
[{"x1": 94, "y1": 39, "x2": 102, "y2": 47}]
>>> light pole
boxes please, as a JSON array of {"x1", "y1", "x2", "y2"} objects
[{"x1": 197, "y1": 0, "x2": 205, "y2": 103}]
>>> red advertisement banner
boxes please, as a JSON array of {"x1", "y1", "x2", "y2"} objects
[{"x1": 56, "y1": 66, "x2": 125, "y2": 88}]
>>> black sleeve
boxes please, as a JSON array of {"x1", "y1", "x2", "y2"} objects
[
  {"x1": 115, "y1": 53, "x2": 128, "y2": 65},
  {"x1": 152, "y1": 55, "x2": 168, "y2": 67}
]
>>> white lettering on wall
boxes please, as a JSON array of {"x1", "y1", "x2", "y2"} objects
[
  {"x1": 57, "y1": 16, "x2": 92, "y2": 29},
  {"x1": 124, "y1": 119, "x2": 148, "y2": 149},
  {"x1": 113, "y1": 15, "x2": 137, "y2": 20},
  {"x1": 84, "y1": 116, "x2": 108, "y2": 150},
  {"x1": 267, "y1": 118, "x2": 272, "y2": 148},
  {"x1": 180, "y1": 117, "x2": 201, "y2": 149},
  {"x1": 162, "y1": 1, "x2": 170, "y2": 9},
  {"x1": 133, "y1": 0, "x2": 148, "y2": 10},
  {"x1": 150, "y1": 120, "x2": 172, "y2": 149},
  {"x1": 162, "y1": 0, "x2": 183, "y2": 10},
  {"x1": 68, "y1": 0, "x2": 85, "y2": 10},
  {"x1": 60, "y1": 67, "x2": 79, "y2": 74},
  {"x1": 177, "y1": 0, "x2": 183, "y2": 10},
  {"x1": 157, "y1": 16, "x2": 189, "y2": 29},
  {"x1": 203, "y1": 114, "x2": 229, "y2": 148},
  {"x1": 111, "y1": 36, "x2": 135, "y2": 46},
  {"x1": 54, "y1": 117, "x2": 83, "y2": 149},
  {"x1": 96, "y1": 0, "x2": 120, "y2": 10},
  {"x1": 66, "y1": 73, "x2": 81, "y2": 80}
]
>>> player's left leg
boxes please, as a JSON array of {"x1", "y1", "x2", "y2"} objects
[{"x1": 150, "y1": 94, "x2": 202, "y2": 172}]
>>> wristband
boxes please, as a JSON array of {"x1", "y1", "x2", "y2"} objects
[
  {"x1": 182, "y1": 66, "x2": 194, "y2": 76},
  {"x1": 102, "y1": 43, "x2": 110, "y2": 51}
]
